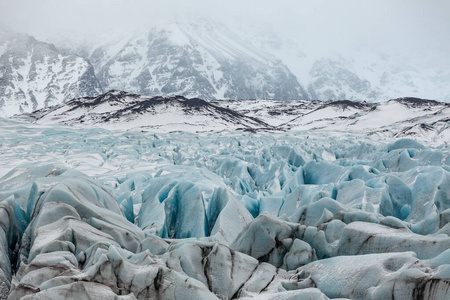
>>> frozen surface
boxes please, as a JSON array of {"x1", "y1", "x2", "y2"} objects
[{"x1": 1, "y1": 117, "x2": 450, "y2": 299}]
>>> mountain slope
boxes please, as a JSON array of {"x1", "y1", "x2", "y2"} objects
[
  {"x1": 238, "y1": 27, "x2": 450, "y2": 102},
  {"x1": 218, "y1": 97, "x2": 450, "y2": 144},
  {"x1": 20, "y1": 90, "x2": 271, "y2": 132},
  {"x1": 305, "y1": 55, "x2": 450, "y2": 102},
  {"x1": 89, "y1": 20, "x2": 309, "y2": 101},
  {"x1": 0, "y1": 29, "x2": 102, "y2": 116},
  {"x1": 16, "y1": 91, "x2": 450, "y2": 145},
  {"x1": 307, "y1": 58, "x2": 377, "y2": 100}
]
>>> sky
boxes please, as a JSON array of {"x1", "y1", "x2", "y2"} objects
[{"x1": 1, "y1": 0, "x2": 449, "y2": 60}]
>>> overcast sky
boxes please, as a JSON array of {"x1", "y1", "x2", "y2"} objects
[{"x1": 1, "y1": 0, "x2": 449, "y2": 60}]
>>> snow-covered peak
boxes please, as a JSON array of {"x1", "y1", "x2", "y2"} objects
[{"x1": 87, "y1": 19, "x2": 308, "y2": 102}]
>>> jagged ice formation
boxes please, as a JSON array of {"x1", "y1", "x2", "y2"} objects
[{"x1": 1, "y1": 117, "x2": 450, "y2": 299}]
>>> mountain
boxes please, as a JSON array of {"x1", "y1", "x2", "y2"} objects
[
  {"x1": 2, "y1": 18, "x2": 449, "y2": 117},
  {"x1": 19, "y1": 90, "x2": 270, "y2": 132},
  {"x1": 88, "y1": 20, "x2": 308, "y2": 101},
  {"x1": 17, "y1": 91, "x2": 450, "y2": 144},
  {"x1": 223, "y1": 96, "x2": 450, "y2": 145},
  {"x1": 305, "y1": 55, "x2": 450, "y2": 102},
  {"x1": 307, "y1": 58, "x2": 377, "y2": 100},
  {"x1": 238, "y1": 27, "x2": 450, "y2": 102},
  {"x1": 0, "y1": 21, "x2": 309, "y2": 117},
  {"x1": 0, "y1": 29, "x2": 102, "y2": 116}
]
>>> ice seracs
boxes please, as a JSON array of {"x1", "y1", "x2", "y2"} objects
[{"x1": 1, "y1": 114, "x2": 450, "y2": 298}]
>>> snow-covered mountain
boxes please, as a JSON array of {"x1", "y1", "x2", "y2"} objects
[
  {"x1": 17, "y1": 91, "x2": 450, "y2": 145},
  {"x1": 0, "y1": 29, "x2": 102, "y2": 116},
  {"x1": 305, "y1": 55, "x2": 450, "y2": 102},
  {"x1": 223, "y1": 97, "x2": 450, "y2": 145},
  {"x1": 88, "y1": 20, "x2": 308, "y2": 101},
  {"x1": 19, "y1": 90, "x2": 270, "y2": 132},
  {"x1": 307, "y1": 58, "x2": 376, "y2": 100},
  {"x1": 1, "y1": 18, "x2": 449, "y2": 117},
  {"x1": 238, "y1": 27, "x2": 450, "y2": 102}
]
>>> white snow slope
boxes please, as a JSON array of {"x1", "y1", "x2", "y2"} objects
[
  {"x1": 0, "y1": 29, "x2": 102, "y2": 117},
  {"x1": 17, "y1": 91, "x2": 450, "y2": 146}
]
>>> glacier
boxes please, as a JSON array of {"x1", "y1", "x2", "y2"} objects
[{"x1": 1, "y1": 117, "x2": 450, "y2": 299}]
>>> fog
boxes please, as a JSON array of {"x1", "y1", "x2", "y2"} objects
[{"x1": 1, "y1": 0, "x2": 449, "y2": 60}]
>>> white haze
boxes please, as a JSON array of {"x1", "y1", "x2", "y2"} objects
[{"x1": 1, "y1": 0, "x2": 449, "y2": 58}]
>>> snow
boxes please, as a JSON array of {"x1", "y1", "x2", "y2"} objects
[
  {"x1": 291, "y1": 105, "x2": 360, "y2": 125},
  {"x1": 0, "y1": 41, "x2": 9, "y2": 57},
  {"x1": 0, "y1": 35, "x2": 100, "y2": 117},
  {"x1": 178, "y1": 20, "x2": 272, "y2": 65},
  {"x1": 241, "y1": 28, "x2": 450, "y2": 102},
  {"x1": 354, "y1": 101, "x2": 433, "y2": 129}
]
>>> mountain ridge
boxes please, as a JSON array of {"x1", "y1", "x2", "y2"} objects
[
  {"x1": 13, "y1": 90, "x2": 450, "y2": 145},
  {"x1": 17, "y1": 90, "x2": 271, "y2": 132}
]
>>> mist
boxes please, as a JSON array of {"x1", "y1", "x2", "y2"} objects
[{"x1": 1, "y1": 0, "x2": 449, "y2": 60}]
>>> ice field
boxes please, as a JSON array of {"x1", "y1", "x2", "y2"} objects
[{"x1": 1, "y1": 116, "x2": 450, "y2": 299}]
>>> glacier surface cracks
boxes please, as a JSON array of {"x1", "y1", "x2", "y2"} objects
[{"x1": 1, "y1": 118, "x2": 450, "y2": 299}]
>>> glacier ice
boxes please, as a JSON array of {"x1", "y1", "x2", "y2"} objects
[{"x1": 1, "y1": 119, "x2": 450, "y2": 299}]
